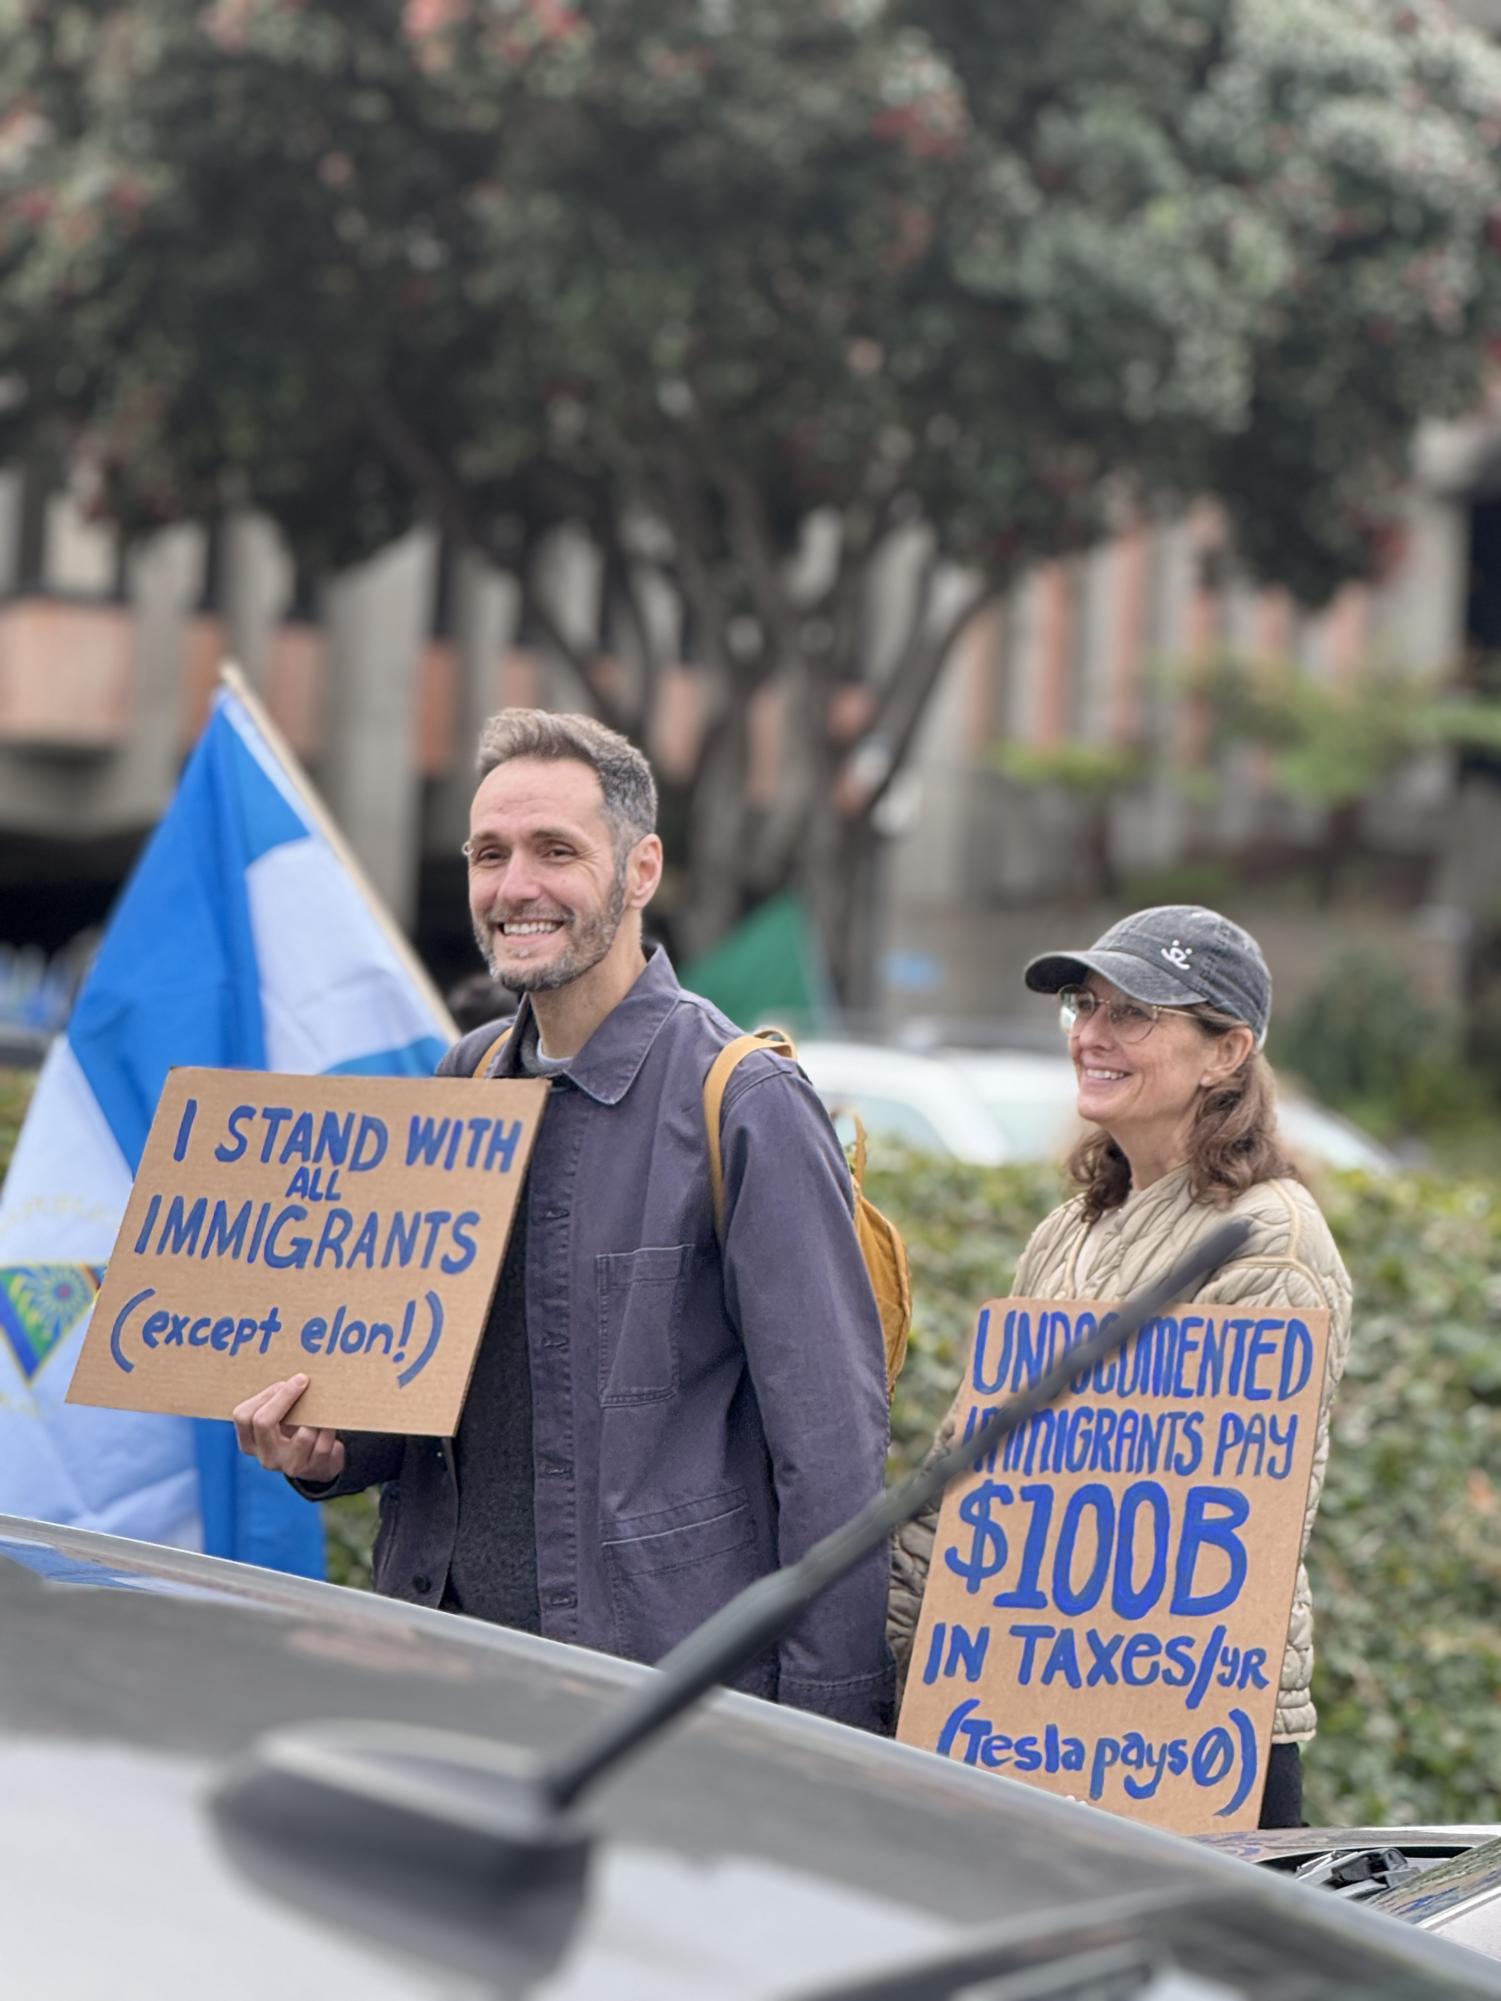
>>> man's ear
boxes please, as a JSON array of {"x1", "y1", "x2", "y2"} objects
[{"x1": 627, "y1": 835, "x2": 664, "y2": 911}]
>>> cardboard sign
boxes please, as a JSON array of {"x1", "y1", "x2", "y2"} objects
[
  {"x1": 67, "y1": 1067, "x2": 547, "y2": 1434},
  {"x1": 897, "y1": 1295, "x2": 1330, "y2": 1833}
]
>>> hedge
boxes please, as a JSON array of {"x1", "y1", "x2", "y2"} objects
[{"x1": 3, "y1": 1064, "x2": 1497, "y2": 1826}]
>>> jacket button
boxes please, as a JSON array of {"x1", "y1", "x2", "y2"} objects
[{"x1": 412, "y1": 1572, "x2": 432, "y2": 1595}]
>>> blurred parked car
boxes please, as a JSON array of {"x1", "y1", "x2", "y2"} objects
[
  {"x1": 949, "y1": 1047, "x2": 1396, "y2": 1176},
  {"x1": 791, "y1": 1039, "x2": 1011, "y2": 1165},
  {"x1": 791, "y1": 1036, "x2": 1396, "y2": 1175},
  {"x1": 4, "y1": 1512, "x2": 1501, "y2": 1999},
  {"x1": 0, "y1": 1024, "x2": 48, "y2": 1068}
]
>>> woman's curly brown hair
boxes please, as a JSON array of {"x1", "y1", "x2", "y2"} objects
[{"x1": 1067, "y1": 1003, "x2": 1300, "y2": 1223}]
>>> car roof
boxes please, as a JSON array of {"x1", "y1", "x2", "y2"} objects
[
  {"x1": 5, "y1": 1517, "x2": 1501, "y2": 1999},
  {"x1": 787, "y1": 1034, "x2": 1394, "y2": 1177},
  {"x1": 790, "y1": 1038, "x2": 1011, "y2": 1164},
  {"x1": 944, "y1": 1046, "x2": 1397, "y2": 1175}
]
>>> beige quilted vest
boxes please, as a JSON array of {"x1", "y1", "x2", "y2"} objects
[{"x1": 890, "y1": 1168, "x2": 1353, "y2": 1743}]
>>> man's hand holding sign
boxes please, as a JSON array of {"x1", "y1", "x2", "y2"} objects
[
  {"x1": 234, "y1": 1376, "x2": 344, "y2": 1484},
  {"x1": 896, "y1": 1290, "x2": 1329, "y2": 1832},
  {"x1": 68, "y1": 1067, "x2": 547, "y2": 1437}
]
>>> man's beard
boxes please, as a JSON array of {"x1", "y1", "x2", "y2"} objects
[{"x1": 473, "y1": 865, "x2": 628, "y2": 994}]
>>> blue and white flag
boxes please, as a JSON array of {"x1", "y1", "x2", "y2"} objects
[{"x1": 0, "y1": 685, "x2": 453, "y2": 1572}]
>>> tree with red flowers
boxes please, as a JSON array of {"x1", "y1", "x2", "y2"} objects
[{"x1": 4, "y1": 0, "x2": 1501, "y2": 986}]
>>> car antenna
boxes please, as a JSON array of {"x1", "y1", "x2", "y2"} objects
[{"x1": 212, "y1": 1218, "x2": 1251, "y2": 1984}]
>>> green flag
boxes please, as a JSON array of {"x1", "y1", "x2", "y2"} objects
[{"x1": 682, "y1": 893, "x2": 830, "y2": 1032}]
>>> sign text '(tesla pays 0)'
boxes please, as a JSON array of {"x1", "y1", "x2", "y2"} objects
[
  {"x1": 896, "y1": 1295, "x2": 1329, "y2": 1835},
  {"x1": 67, "y1": 1067, "x2": 548, "y2": 1434}
]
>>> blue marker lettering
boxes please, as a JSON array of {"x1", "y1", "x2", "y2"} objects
[
  {"x1": 264, "y1": 1205, "x2": 311, "y2": 1270},
  {"x1": 1171, "y1": 1488, "x2": 1249, "y2": 1617},
  {"x1": 441, "y1": 1211, "x2": 480, "y2": 1276},
  {"x1": 172, "y1": 1095, "x2": 198, "y2": 1164},
  {"x1": 483, "y1": 1118, "x2": 521, "y2": 1174},
  {"x1": 257, "y1": 1107, "x2": 294, "y2": 1164},
  {"x1": 215, "y1": 1105, "x2": 254, "y2": 1164},
  {"x1": 406, "y1": 1114, "x2": 447, "y2": 1168},
  {"x1": 1113, "y1": 1479, "x2": 1169, "y2": 1619},
  {"x1": 349, "y1": 1116, "x2": 388, "y2": 1171},
  {"x1": 133, "y1": 1193, "x2": 163, "y2": 1256}
]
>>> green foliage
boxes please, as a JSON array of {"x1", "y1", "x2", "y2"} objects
[
  {"x1": 993, "y1": 742, "x2": 1144, "y2": 796},
  {"x1": 1305, "y1": 1170, "x2": 1501, "y2": 1825},
  {"x1": 1429, "y1": 692, "x2": 1501, "y2": 755},
  {"x1": 0, "y1": 1066, "x2": 34, "y2": 1172},
  {"x1": 324, "y1": 1489, "x2": 377, "y2": 1590},
  {"x1": 1275, "y1": 951, "x2": 1485, "y2": 1140},
  {"x1": 1192, "y1": 651, "x2": 1440, "y2": 809},
  {"x1": 866, "y1": 1152, "x2": 1061, "y2": 1472},
  {"x1": 1119, "y1": 857, "x2": 1240, "y2": 911}
]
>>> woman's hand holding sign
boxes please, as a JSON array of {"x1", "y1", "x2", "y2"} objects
[{"x1": 233, "y1": 1374, "x2": 346, "y2": 1483}]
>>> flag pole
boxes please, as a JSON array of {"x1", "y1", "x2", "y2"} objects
[{"x1": 217, "y1": 661, "x2": 458, "y2": 1038}]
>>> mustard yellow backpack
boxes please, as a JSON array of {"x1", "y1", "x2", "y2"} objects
[{"x1": 703, "y1": 1028, "x2": 912, "y2": 1393}]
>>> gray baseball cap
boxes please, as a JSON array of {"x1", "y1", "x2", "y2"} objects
[{"x1": 1024, "y1": 904, "x2": 1272, "y2": 1048}]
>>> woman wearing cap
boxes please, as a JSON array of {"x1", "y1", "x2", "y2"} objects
[{"x1": 888, "y1": 905, "x2": 1352, "y2": 1827}]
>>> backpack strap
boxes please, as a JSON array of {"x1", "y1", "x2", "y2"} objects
[
  {"x1": 704, "y1": 1027, "x2": 797, "y2": 1238},
  {"x1": 848, "y1": 1113, "x2": 869, "y2": 1187},
  {"x1": 471, "y1": 1024, "x2": 514, "y2": 1079}
]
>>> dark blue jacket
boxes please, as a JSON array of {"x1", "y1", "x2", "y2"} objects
[{"x1": 304, "y1": 949, "x2": 894, "y2": 1731}]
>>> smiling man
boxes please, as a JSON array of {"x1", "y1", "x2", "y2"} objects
[{"x1": 234, "y1": 710, "x2": 894, "y2": 1732}]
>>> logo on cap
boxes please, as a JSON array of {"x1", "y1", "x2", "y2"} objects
[{"x1": 1161, "y1": 940, "x2": 1193, "y2": 969}]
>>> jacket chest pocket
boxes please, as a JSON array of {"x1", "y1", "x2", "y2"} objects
[{"x1": 595, "y1": 1244, "x2": 694, "y2": 1406}]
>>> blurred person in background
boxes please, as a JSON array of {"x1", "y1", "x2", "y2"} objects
[
  {"x1": 888, "y1": 905, "x2": 1352, "y2": 1826},
  {"x1": 445, "y1": 968, "x2": 515, "y2": 1034}
]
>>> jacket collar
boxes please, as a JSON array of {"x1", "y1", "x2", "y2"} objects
[{"x1": 499, "y1": 944, "x2": 682, "y2": 1105}]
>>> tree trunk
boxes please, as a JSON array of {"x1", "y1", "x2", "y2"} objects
[
  {"x1": 801, "y1": 788, "x2": 886, "y2": 1013},
  {"x1": 1313, "y1": 799, "x2": 1362, "y2": 906},
  {"x1": 675, "y1": 705, "x2": 753, "y2": 962}
]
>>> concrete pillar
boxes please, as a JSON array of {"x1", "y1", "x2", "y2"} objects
[
  {"x1": 0, "y1": 468, "x2": 21, "y2": 594},
  {"x1": 1077, "y1": 543, "x2": 1119, "y2": 743},
  {"x1": 430, "y1": 549, "x2": 521, "y2": 851},
  {"x1": 1129, "y1": 521, "x2": 1196, "y2": 866},
  {"x1": 125, "y1": 524, "x2": 204, "y2": 811},
  {"x1": 319, "y1": 524, "x2": 438, "y2": 925},
  {"x1": 221, "y1": 510, "x2": 294, "y2": 688},
  {"x1": 1003, "y1": 570, "x2": 1044, "y2": 742},
  {"x1": 44, "y1": 491, "x2": 118, "y2": 595},
  {"x1": 532, "y1": 525, "x2": 603, "y2": 708},
  {"x1": 1222, "y1": 573, "x2": 1261, "y2": 657},
  {"x1": 1369, "y1": 491, "x2": 1468, "y2": 678}
]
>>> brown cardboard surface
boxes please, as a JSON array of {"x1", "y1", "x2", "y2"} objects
[
  {"x1": 896, "y1": 1295, "x2": 1330, "y2": 1833},
  {"x1": 67, "y1": 1067, "x2": 547, "y2": 1434}
]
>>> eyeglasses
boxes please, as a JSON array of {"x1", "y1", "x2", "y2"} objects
[{"x1": 1058, "y1": 986, "x2": 1201, "y2": 1045}]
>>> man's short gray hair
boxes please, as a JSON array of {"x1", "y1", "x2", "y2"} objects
[{"x1": 476, "y1": 709, "x2": 658, "y2": 852}]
